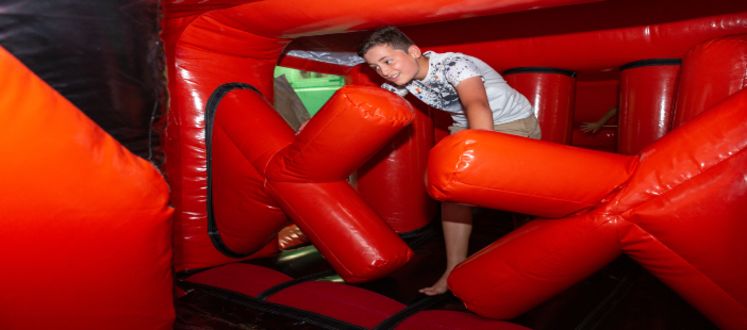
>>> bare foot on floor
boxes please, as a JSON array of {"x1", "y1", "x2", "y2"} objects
[{"x1": 419, "y1": 270, "x2": 451, "y2": 296}]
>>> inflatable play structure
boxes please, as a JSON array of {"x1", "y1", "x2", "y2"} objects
[{"x1": 2, "y1": 0, "x2": 747, "y2": 329}]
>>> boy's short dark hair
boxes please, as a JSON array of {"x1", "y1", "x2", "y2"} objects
[{"x1": 357, "y1": 26, "x2": 414, "y2": 58}]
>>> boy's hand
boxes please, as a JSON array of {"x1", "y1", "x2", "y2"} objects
[{"x1": 581, "y1": 121, "x2": 604, "y2": 134}]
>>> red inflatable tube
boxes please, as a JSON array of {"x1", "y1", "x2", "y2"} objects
[
  {"x1": 268, "y1": 181, "x2": 413, "y2": 282},
  {"x1": 267, "y1": 85, "x2": 415, "y2": 181},
  {"x1": 618, "y1": 59, "x2": 680, "y2": 154},
  {"x1": 672, "y1": 35, "x2": 747, "y2": 128},
  {"x1": 427, "y1": 130, "x2": 637, "y2": 218},
  {"x1": 449, "y1": 213, "x2": 622, "y2": 319},
  {"x1": 504, "y1": 67, "x2": 576, "y2": 144},
  {"x1": 208, "y1": 87, "x2": 293, "y2": 256},
  {"x1": 0, "y1": 47, "x2": 174, "y2": 329},
  {"x1": 216, "y1": 85, "x2": 415, "y2": 282}
]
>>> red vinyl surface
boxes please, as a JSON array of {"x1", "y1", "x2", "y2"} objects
[
  {"x1": 0, "y1": 47, "x2": 174, "y2": 329},
  {"x1": 618, "y1": 61, "x2": 680, "y2": 154},
  {"x1": 672, "y1": 35, "x2": 747, "y2": 127},
  {"x1": 505, "y1": 70, "x2": 576, "y2": 144},
  {"x1": 434, "y1": 77, "x2": 747, "y2": 329}
]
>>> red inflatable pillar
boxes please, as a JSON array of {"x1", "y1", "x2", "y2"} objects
[
  {"x1": 347, "y1": 65, "x2": 436, "y2": 234},
  {"x1": 0, "y1": 47, "x2": 174, "y2": 329},
  {"x1": 504, "y1": 67, "x2": 576, "y2": 144},
  {"x1": 673, "y1": 35, "x2": 747, "y2": 127},
  {"x1": 617, "y1": 59, "x2": 680, "y2": 154}
]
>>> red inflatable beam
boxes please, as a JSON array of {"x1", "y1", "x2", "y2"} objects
[{"x1": 427, "y1": 131, "x2": 637, "y2": 218}]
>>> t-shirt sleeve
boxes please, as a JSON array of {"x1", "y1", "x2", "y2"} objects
[
  {"x1": 381, "y1": 83, "x2": 409, "y2": 97},
  {"x1": 443, "y1": 55, "x2": 482, "y2": 87}
]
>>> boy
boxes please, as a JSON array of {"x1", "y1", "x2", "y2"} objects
[{"x1": 358, "y1": 26, "x2": 541, "y2": 295}]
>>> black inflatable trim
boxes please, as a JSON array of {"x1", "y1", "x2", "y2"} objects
[
  {"x1": 503, "y1": 66, "x2": 576, "y2": 77},
  {"x1": 620, "y1": 58, "x2": 682, "y2": 70}
]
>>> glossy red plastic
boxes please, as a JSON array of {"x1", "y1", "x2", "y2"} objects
[
  {"x1": 438, "y1": 88, "x2": 747, "y2": 329},
  {"x1": 215, "y1": 86, "x2": 415, "y2": 282},
  {"x1": 348, "y1": 67, "x2": 436, "y2": 233},
  {"x1": 0, "y1": 47, "x2": 174, "y2": 329},
  {"x1": 618, "y1": 61, "x2": 680, "y2": 154},
  {"x1": 673, "y1": 35, "x2": 747, "y2": 127},
  {"x1": 427, "y1": 131, "x2": 637, "y2": 218},
  {"x1": 505, "y1": 70, "x2": 576, "y2": 144}
]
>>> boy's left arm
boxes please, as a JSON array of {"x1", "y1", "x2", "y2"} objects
[{"x1": 456, "y1": 76, "x2": 494, "y2": 130}]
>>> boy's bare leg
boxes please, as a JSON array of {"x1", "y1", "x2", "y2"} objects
[{"x1": 420, "y1": 202, "x2": 472, "y2": 295}]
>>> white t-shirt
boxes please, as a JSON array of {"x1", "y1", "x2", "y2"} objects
[{"x1": 382, "y1": 51, "x2": 534, "y2": 127}]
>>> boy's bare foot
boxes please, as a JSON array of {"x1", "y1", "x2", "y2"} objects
[{"x1": 419, "y1": 270, "x2": 451, "y2": 295}]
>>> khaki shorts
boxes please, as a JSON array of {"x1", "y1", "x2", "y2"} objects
[{"x1": 449, "y1": 114, "x2": 542, "y2": 140}]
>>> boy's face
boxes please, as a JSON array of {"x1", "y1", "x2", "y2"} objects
[{"x1": 363, "y1": 43, "x2": 421, "y2": 86}]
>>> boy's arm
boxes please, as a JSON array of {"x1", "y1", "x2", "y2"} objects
[
  {"x1": 581, "y1": 107, "x2": 618, "y2": 134},
  {"x1": 456, "y1": 76, "x2": 494, "y2": 130}
]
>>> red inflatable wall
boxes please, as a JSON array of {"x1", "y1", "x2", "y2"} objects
[{"x1": 0, "y1": 47, "x2": 174, "y2": 329}]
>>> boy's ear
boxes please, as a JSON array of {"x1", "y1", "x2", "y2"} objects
[{"x1": 407, "y1": 45, "x2": 422, "y2": 58}]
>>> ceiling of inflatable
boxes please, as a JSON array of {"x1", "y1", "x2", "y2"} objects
[{"x1": 163, "y1": 0, "x2": 747, "y2": 75}]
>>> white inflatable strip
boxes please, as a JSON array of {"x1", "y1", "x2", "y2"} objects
[{"x1": 285, "y1": 50, "x2": 365, "y2": 67}]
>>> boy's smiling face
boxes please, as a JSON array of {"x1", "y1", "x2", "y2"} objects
[{"x1": 363, "y1": 43, "x2": 423, "y2": 86}]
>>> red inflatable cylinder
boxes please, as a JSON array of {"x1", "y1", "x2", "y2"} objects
[
  {"x1": 347, "y1": 66, "x2": 437, "y2": 233},
  {"x1": 427, "y1": 130, "x2": 637, "y2": 218},
  {"x1": 268, "y1": 181, "x2": 414, "y2": 282},
  {"x1": 449, "y1": 214, "x2": 622, "y2": 319},
  {"x1": 504, "y1": 67, "x2": 576, "y2": 144},
  {"x1": 356, "y1": 109, "x2": 435, "y2": 233},
  {"x1": 267, "y1": 85, "x2": 416, "y2": 181},
  {"x1": 0, "y1": 47, "x2": 174, "y2": 329},
  {"x1": 618, "y1": 59, "x2": 680, "y2": 154},
  {"x1": 210, "y1": 87, "x2": 292, "y2": 256},
  {"x1": 672, "y1": 35, "x2": 747, "y2": 128}
]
